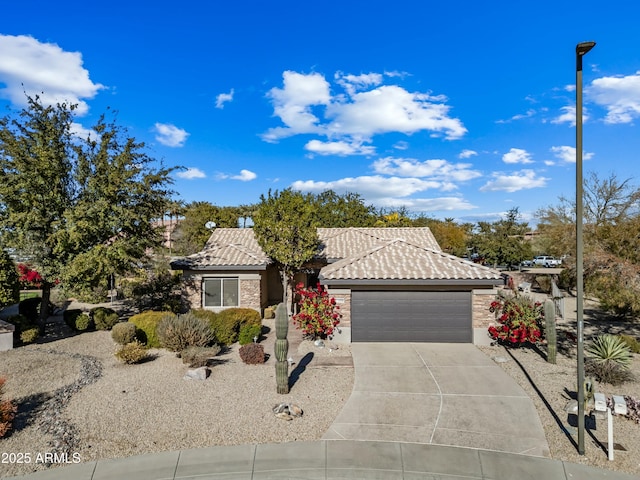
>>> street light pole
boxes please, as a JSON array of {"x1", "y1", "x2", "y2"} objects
[{"x1": 576, "y1": 40, "x2": 595, "y2": 456}]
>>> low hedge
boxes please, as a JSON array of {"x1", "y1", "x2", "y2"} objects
[
  {"x1": 191, "y1": 308, "x2": 262, "y2": 346},
  {"x1": 64, "y1": 309, "x2": 93, "y2": 332},
  {"x1": 91, "y1": 307, "x2": 119, "y2": 330},
  {"x1": 128, "y1": 311, "x2": 175, "y2": 348}
]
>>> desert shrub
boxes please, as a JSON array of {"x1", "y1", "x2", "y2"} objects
[
  {"x1": 128, "y1": 311, "x2": 175, "y2": 348},
  {"x1": 618, "y1": 334, "x2": 640, "y2": 354},
  {"x1": 216, "y1": 307, "x2": 261, "y2": 326},
  {"x1": 157, "y1": 312, "x2": 215, "y2": 352},
  {"x1": 19, "y1": 327, "x2": 39, "y2": 344},
  {"x1": 0, "y1": 377, "x2": 17, "y2": 438},
  {"x1": 587, "y1": 334, "x2": 633, "y2": 368},
  {"x1": 586, "y1": 359, "x2": 635, "y2": 385},
  {"x1": 238, "y1": 323, "x2": 262, "y2": 345},
  {"x1": 18, "y1": 297, "x2": 41, "y2": 323},
  {"x1": 115, "y1": 340, "x2": 149, "y2": 364},
  {"x1": 534, "y1": 276, "x2": 551, "y2": 293},
  {"x1": 64, "y1": 310, "x2": 93, "y2": 332},
  {"x1": 191, "y1": 309, "x2": 236, "y2": 345},
  {"x1": 0, "y1": 250, "x2": 19, "y2": 308},
  {"x1": 487, "y1": 293, "x2": 543, "y2": 346},
  {"x1": 239, "y1": 343, "x2": 265, "y2": 364},
  {"x1": 180, "y1": 345, "x2": 222, "y2": 367},
  {"x1": 92, "y1": 307, "x2": 119, "y2": 330},
  {"x1": 111, "y1": 322, "x2": 138, "y2": 345}
]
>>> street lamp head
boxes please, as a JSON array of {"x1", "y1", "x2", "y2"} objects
[{"x1": 576, "y1": 41, "x2": 596, "y2": 56}]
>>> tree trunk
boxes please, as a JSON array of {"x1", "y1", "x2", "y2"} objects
[
  {"x1": 38, "y1": 282, "x2": 51, "y2": 333},
  {"x1": 281, "y1": 270, "x2": 290, "y2": 316}
]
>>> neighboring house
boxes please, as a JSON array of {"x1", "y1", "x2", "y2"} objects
[{"x1": 170, "y1": 227, "x2": 503, "y2": 344}]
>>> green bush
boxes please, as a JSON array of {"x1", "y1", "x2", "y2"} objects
[
  {"x1": 115, "y1": 341, "x2": 149, "y2": 364},
  {"x1": 64, "y1": 309, "x2": 94, "y2": 332},
  {"x1": 618, "y1": 334, "x2": 640, "y2": 354},
  {"x1": 157, "y1": 313, "x2": 215, "y2": 352},
  {"x1": 239, "y1": 343, "x2": 265, "y2": 364},
  {"x1": 217, "y1": 308, "x2": 261, "y2": 326},
  {"x1": 111, "y1": 322, "x2": 138, "y2": 345},
  {"x1": 18, "y1": 297, "x2": 41, "y2": 323},
  {"x1": 0, "y1": 250, "x2": 19, "y2": 308},
  {"x1": 238, "y1": 323, "x2": 262, "y2": 345},
  {"x1": 92, "y1": 307, "x2": 119, "y2": 330},
  {"x1": 19, "y1": 327, "x2": 39, "y2": 345},
  {"x1": 180, "y1": 345, "x2": 222, "y2": 367},
  {"x1": 128, "y1": 311, "x2": 175, "y2": 348},
  {"x1": 120, "y1": 271, "x2": 186, "y2": 314}
]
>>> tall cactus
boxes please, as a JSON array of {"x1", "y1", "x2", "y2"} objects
[
  {"x1": 544, "y1": 299, "x2": 557, "y2": 364},
  {"x1": 275, "y1": 303, "x2": 289, "y2": 394}
]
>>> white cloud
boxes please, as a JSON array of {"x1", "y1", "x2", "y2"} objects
[
  {"x1": 231, "y1": 169, "x2": 257, "y2": 181},
  {"x1": 292, "y1": 175, "x2": 441, "y2": 199},
  {"x1": 215, "y1": 89, "x2": 234, "y2": 109},
  {"x1": 393, "y1": 141, "x2": 409, "y2": 150},
  {"x1": 176, "y1": 167, "x2": 206, "y2": 179},
  {"x1": 550, "y1": 145, "x2": 594, "y2": 163},
  {"x1": 70, "y1": 122, "x2": 98, "y2": 141},
  {"x1": 305, "y1": 139, "x2": 375, "y2": 156},
  {"x1": 154, "y1": 123, "x2": 189, "y2": 147},
  {"x1": 496, "y1": 109, "x2": 536, "y2": 124},
  {"x1": 480, "y1": 170, "x2": 548, "y2": 192},
  {"x1": 459, "y1": 149, "x2": 477, "y2": 159},
  {"x1": 588, "y1": 71, "x2": 640, "y2": 124},
  {"x1": 551, "y1": 105, "x2": 590, "y2": 127},
  {"x1": 261, "y1": 71, "x2": 331, "y2": 142},
  {"x1": 502, "y1": 148, "x2": 533, "y2": 164},
  {"x1": 292, "y1": 175, "x2": 475, "y2": 212},
  {"x1": 262, "y1": 70, "x2": 466, "y2": 149},
  {"x1": 372, "y1": 157, "x2": 481, "y2": 182},
  {"x1": 0, "y1": 34, "x2": 104, "y2": 115}
]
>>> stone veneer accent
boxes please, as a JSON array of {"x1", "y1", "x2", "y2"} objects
[
  {"x1": 472, "y1": 288, "x2": 498, "y2": 328},
  {"x1": 327, "y1": 289, "x2": 351, "y2": 328},
  {"x1": 239, "y1": 278, "x2": 261, "y2": 311}
]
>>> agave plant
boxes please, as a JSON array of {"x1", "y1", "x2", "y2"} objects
[{"x1": 587, "y1": 334, "x2": 633, "y2": 369}]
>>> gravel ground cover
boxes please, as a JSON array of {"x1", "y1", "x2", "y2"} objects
[
  {"x1": 0, "y1": 316, "x2": 354, "y2": 478},
  {"x1": 478, "y1": 294, "x2": 640, "y2": 477}
]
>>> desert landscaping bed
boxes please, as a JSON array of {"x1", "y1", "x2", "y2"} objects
[{"x1": 0, "y1": 323, "x2": 354, "y2": 478}]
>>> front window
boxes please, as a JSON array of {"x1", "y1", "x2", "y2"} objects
[{"x1": 203, "y1": 278, "x2": 239, "y2": 307}]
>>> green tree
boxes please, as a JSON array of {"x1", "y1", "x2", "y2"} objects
[
  {"x1": 470, "y1": 208, "x2": 532, "y2": 268},
  {"x1": 253, "y1": 189, "x2": 319, "y2": 313},
  {"x1": 312, "y1": 190, "x2": 376, "y2": 227},
  {"x1": 0, "y1": 250, "x2": 19, "y2": 307},
  {"x1": 0, "y1": 96, "x2": 175, "y2": 322},
  {"x1": 173, "y1": 201, "x2": 242, "y2": 255}
]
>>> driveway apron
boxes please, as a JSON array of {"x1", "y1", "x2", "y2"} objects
[{"x1": 323, "y1": 343, "x2": 550, "y2": 457}]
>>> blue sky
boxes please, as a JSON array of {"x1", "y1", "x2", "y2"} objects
[{"x1": 1, "y1": 1, "x2": 639, "y2": 226}]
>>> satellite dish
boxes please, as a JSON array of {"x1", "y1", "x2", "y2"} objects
[{"x1": 205, "y1": 221, "x2": 216, "y2": 230}]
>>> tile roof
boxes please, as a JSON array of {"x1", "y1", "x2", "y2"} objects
[
  {"x1": 170, "y1": 229, "x2": 270, "y2": 269},
  {"x1": 170, "y1": 227, "x2": 500, "y2": 283},
  {"x1": 319, "y1": 238, "x2": 502, "y2": 282},
  {"x1": 317, "y1": 227, "x2": 440, "y2": 259}
]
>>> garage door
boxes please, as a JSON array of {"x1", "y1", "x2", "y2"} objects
[{"x1": 351, "y1": 290, "x2": 472, "y2": 342}]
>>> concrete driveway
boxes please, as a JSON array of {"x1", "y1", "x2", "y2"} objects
[{"x1": 323, "y1": 343, "x2": 550, "y2": 457}]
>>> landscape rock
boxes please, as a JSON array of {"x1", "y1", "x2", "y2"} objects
[{"x1": 184, "y1": 367, "x2": 210, "y2": 380}]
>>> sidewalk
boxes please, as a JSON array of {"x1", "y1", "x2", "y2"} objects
[{"x1": 4, "y1": 440, "x2": 637, "y2": 480}]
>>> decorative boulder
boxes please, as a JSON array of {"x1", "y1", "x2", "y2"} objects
[{"x1": 183, "y1": 367, "x2": 210, "y2": 381}]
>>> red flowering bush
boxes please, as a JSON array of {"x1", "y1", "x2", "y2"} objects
[
  {"x1": 0, "y1": 377, "x2": 17, "y2": 438},
  {"x1": 487, "y1": 295, "x2": 543, "y2": 346},
  {"x1": 292, "y1": 282, "x2": 341, "y2": 339},
  {"x1": 17, "y1": 264, "x2": 43, "y2": 289}
]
